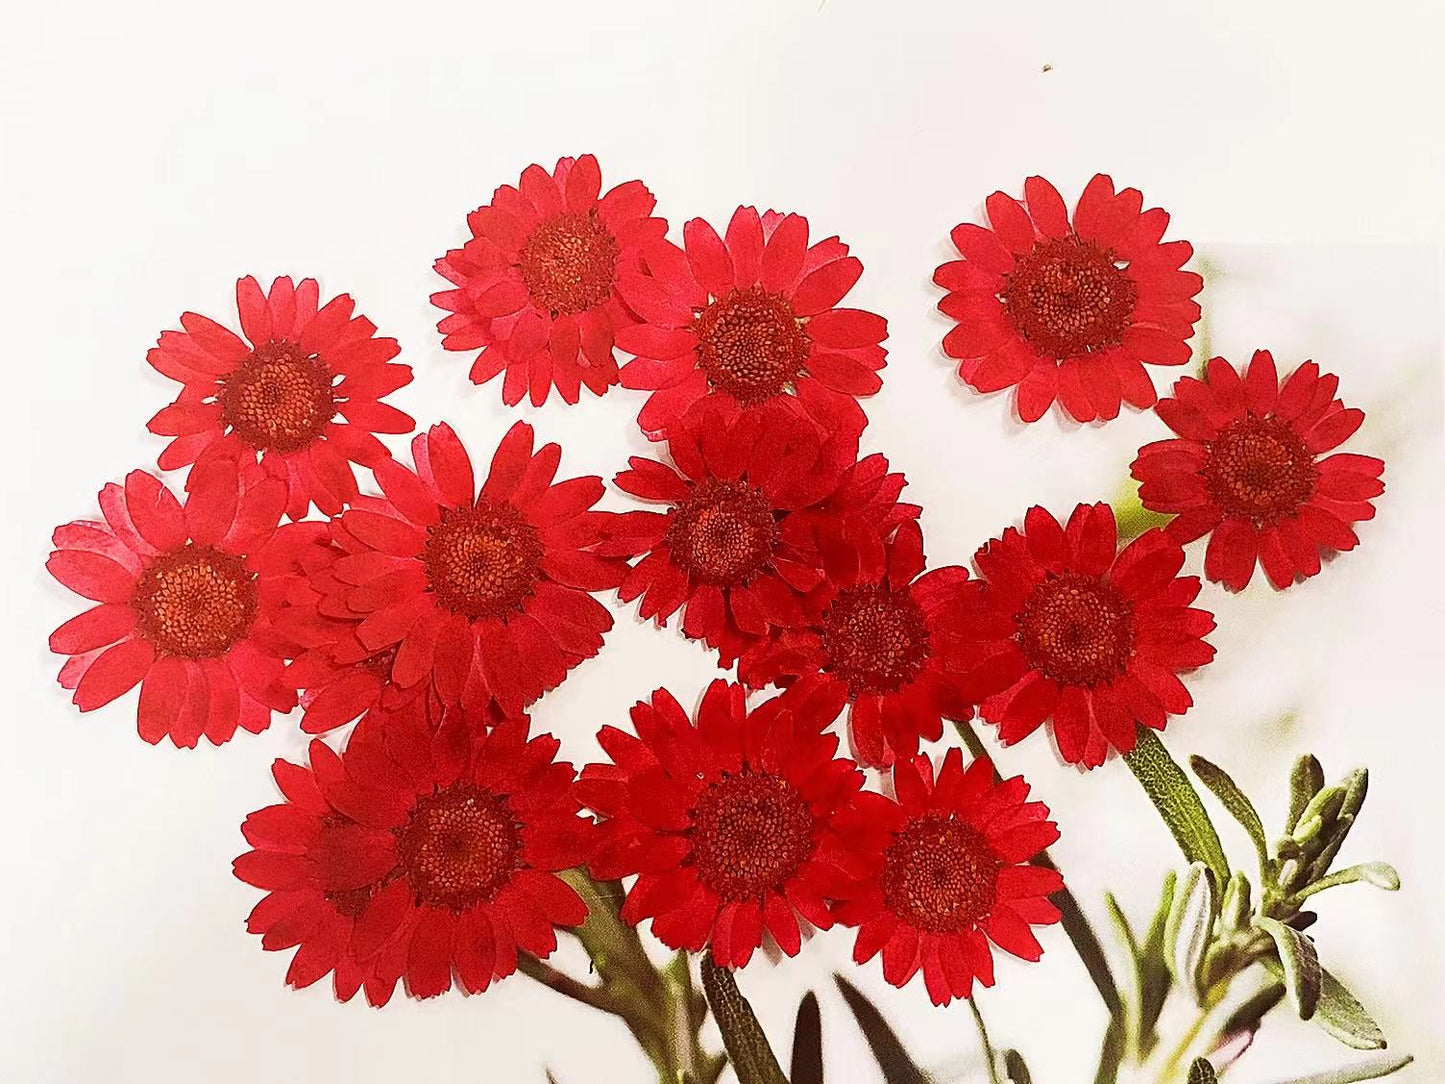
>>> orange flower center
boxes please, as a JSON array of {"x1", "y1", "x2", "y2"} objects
[
  {"x1": 1018, "y1": 572, "x2": 1134, "y2": 687},
  {"x1": 423, "y1": 502, "x2": 543, "y2": 620},
  {"x1": 218, "y1": 341, "x2": 336, "y2": 452},
  {"x1": 882, "y1": 813, "x2": 1001, "y2": 933},
  {"x1": 1201, "y1": 414, "x2": 1318, "y2": 523},
  {"x1": 694, "y1": 286, "x2": 810, "y2": 404},
  {"x1": 131, "y1": 543, "x2": 258, "y2": 658},
  {"x1": 822, "y1": 585, "x2": 932, "y2": 696},
  {"x1": 1001, "y1": 237, "x2": 1136, "y2": 358},
  {"x1": 689, "y1": 770, "x2": 815, "y2": 901},
  {"x1": 396, "y1": 784, "x2": 522, "y2": 911},
  {"x1": 665, "y1": 480, "x2": 778, "y2": 586},
  {"x1": 519, "y1": 211, "x2": 620, "y2": 317}
]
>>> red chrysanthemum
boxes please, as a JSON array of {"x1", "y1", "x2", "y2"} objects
[
  {"x1": 578, "y1": 681, "x2": 864, "y2": 968},
  {"x1": 321, "y1": 421, "x2": 624, "y2": 717},
  {"x1": 45, "y1": 463, "x2": 298, "y2": 746},
  {"x1": 432, "y1": 155, "x2": 667, "y2": 407},
  {"x1": 146, "y1": 275, "x2": 414, "y2": 520},
  {"x1": 935, "y1": 174, "x2": 1202, "y2": 423},
  {"x1": 599, "y1": 400, "x2": 907, "y2": 667},
  {"x1": 963, "y1": 503, "x2": 1217, "y2": 768},
  {"x1": 739, "y1": 520, "x2": 984, "y2": 768},
  {"x1": 235, "y1": 709, "x2": 594, "y2": 1004},
  {"x1": 1131, "y1": 351, "x2": 1384, "y2": 591},
  {"x1": 615, "y1": 206, "x2": 887, "y2": 441},
  {"x1": 833, "y1": 750, "x2": 1063, "y2": 1006}
]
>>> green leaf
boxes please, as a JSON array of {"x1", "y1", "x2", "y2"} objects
[
  {"x1": 833, "y1": 975, "x2": 930, "y2": 1084},
  {"x1": 700, "y1": 957, "x2": 788, "y2": 1084},
  {"x1": 1287, "y1": 755, "x2": 1326, "y2": 834},
  {"x1": 1339, "y1": 768, "x2": 1370, "y2": 820},
  {"x1": 1001, "y1": 1049, "x2": 1033, "y2": 1084},
  {"x1": 1295, "y1": 863, "x2": 1401, "y2": 903},
  {"x1": 1191, "y1": 754, "x2": 1270, "y2": 871},
  {"x1": 1187, "y1": 1058, "x2": 1219, "y2": 1084},
  {"x1": 1164, "y1": 862, "x2": 1217, "y2": 1004},
  {"x1": 1273, "y1": 1053, "x2": 1413, "y2": 1083},
  {"x1": 1256, "y1": 915, "x2": 1322, "y2": 1019},
  {"x1": 1220, "y1": 870, "x2": 1253, "y2": 932},
  {"x1": 1124, "y1": 728, "x2": 1230, "y2": 887},
  {"x1": 1314, "y1": 967, "x2": 1388, "y2": 1050},
  {"x1": 790, "y1": 992, "x2": 823, "y2": 1084},
  {"x1": 1220, "y1": 979, "x2": 1285, "y2": 1042}
]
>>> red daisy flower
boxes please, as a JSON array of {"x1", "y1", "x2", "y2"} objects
[
  {"x1": 432, "y1": 155, "x2": 667, "y2": 407},
  {"x1": 1131, "y1": 351, "x2": 1384, "y2": 591},
  {"x1": 833, "y1": 749, "x2": 1063, "y2": 1006},
  {"x1": 234, "y1": 709, "x2": 594, "y2": 1004},
  {"x1": 963, "y1": 503, "x2": 1217, "y2": 768},
  {"x1": 738, "y1": 520, "x2": 983, "y2": 768},
  {"x1": 578, "y1": 681, "x2": 864, "y2": 968},
  {"x1": 146, "y1": 275, "x2": 414, "y2": 520},
  {"x1": 45, "y1": 462, "x2": 297, "y2": 747},
  {"x1": 322, "y1": 421, "x2": 625, "y2": 717},
  {"x1": 615, "y1": 206, "x2": 887, "y2": 441},
  {"x1": 935, "y1": 174, "x2": 1202, "y2": 423}
]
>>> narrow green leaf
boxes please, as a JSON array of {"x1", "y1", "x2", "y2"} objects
[
  {"x1": 1338, "y1": 768, "x2": 1370, "y2": 820},
  {"x1": 1220, "y1": 870, "x2": 1253, "y2": 932},
  {"x1": 1187, "y1": 1058, "x2": 1219, "y2": 1084},
  {"x1": 700, "y1": 957, "x2": 788, "y2": 1084},
  {"x1": 1286, "y1": 755, "x2": 1326, "y2": 833},
  {"x1": 1191, "y1": 754, "x2": 1270, "y2": 870},
  {"x1": 1164, "y1": 863, "x2": 1216, "y2": 1004},
  {"x1": 833, "y1": 975, "x2": 930, "y2": 1084},
  {"x1": 1220, "y1": 979, "x2": 1285, "y2": 1041},
  {"x1": 1295, "y1": 863, "x2": 1401, "y2": 903},
  {"x1": 790, "y1": 992, "x2": 823, "y2": 1084},
  {"x1": 1256, "y1": 915, "x2": 1322, "y2": 1019},
  {"x1": 1091, "y1": 1017, "x2": 1124, "y2": 1084},
  {"x1": 1001, "y1": 1049, "x2": 1033, "y2": 1084},
  {"x1": 1272, "y1": 1053, "x2": 1413, "y2": 1083},
  {"x1": 1138, "y1": 870, "x2": 1178, "y2": 1056},
  {"x1": 1314, "y1": 967, "x2": 1388, "y2": 1050},
  {"x1": 1124, "y1": 728, "x2": 1230, "y2": 886},
  {"x1": 1103, "y1": 893, "x2": 1144, "y2": 1059}
]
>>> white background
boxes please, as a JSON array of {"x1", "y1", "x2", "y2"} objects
[{"x1": 2, "y1": 2, "x2": 1442, "y2": 1082}]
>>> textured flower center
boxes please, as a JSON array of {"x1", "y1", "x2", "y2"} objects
[
  {"x1": 218, "y1": 341, "x2": 336, "y2": 452},
  {"x1": 694, "y1": 287, "x2": 810, "y2": 404},
  {"x1": 1019, "y1": 572, "x2": 1134, "y2": 687},
  {"x1": 396, "y1": 784, "x2": 522, "y2": 911},
  {"x1": 519, "y1": 211, "x2": 620, "y2": 316},
  {"x1": 131, "y1": 543, "x2": 258, "y2": 658},
  {"x1": 423, "y1": 502, "x2": 543, "y2": 620},
  {"x1": 689, "y1": 770, "x2": 815, "y2": 901},
  {"x1": 1001, "y1": 238, "x2": 1137, "y2": 358},
  {"x1": 1201, "y1": 414, "x2": 1318, "y2": 523},
  {"x1": 665, "y1": 480, "x2": 778, "y2": 586},
  {"x1": 822, "y1": 585, "x2": 932, "y2": 695},
  {"x1": 882, "y1": 813, "x2": 1001, "y2": 933}
]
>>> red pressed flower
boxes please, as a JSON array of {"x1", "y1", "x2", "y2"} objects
[
  {"x1": 963, "y1": 503, "x2": 1216, "y2": 768},
  {"x1": 833, "y1": 750, "x2": 1063, "y2": 1006},
  {"x1": 323, "y1": 421, "x2": 625, "y2": 717},
  {"x1": 616, "y1": 206, "x2": 887, "y2": 441},
  {"x1": 1131, "y1": 351, "x2": 1384, "y2": 591},
  {"x1": 578, "y1": 681, "x2": 864, "y2": 967},
  {"x1": 234, "y1": 710, "x2": 594, "y2": 1004},
  {"x1": 739, "y1": 521, "x2": 983, "y2": 768},
  {"x1": 45, "y1": 463, "x2": 297, "y2": 747},
  {"x1": 935, "y1": 175, "x2": 1202, "y2": 423},
  {"x1": 599, "y1": 400, "x2": 889, "y2": 667},
  {"x1": 146, "y1": 276, "x2": 414, "y2": 520},
  {"x1": 432, "y1": 155, "x2": 667, "y2": 407}
]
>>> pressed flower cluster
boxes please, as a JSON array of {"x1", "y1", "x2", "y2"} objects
[{"x1": 44, "y1": 159, "x2": 1383, "y2": 1019}]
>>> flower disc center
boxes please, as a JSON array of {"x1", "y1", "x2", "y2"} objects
[
  {"x1": 665, "y1": 479, "x2": 778, "y2": 586},
  {"x1": 1202, "y1": 414, "x2": 1318, "y2": 523},
  {"x1": 694, "y1": 286, "x2": 810, "y2": 404},
  {"x1": 1001, "y1": 237, "x2": 1136, "y2": 358},
  {"x1": 822, "y1": 585, "x2": 932, "y2": 696},
  {"x1": 219, "y1": 341, "x2": 337, "y2": 452},
  {"x1": 396, "y1": 784, "x2": 522, "y2": 911},
  {"x1": 689, "y1": 770, "x2": 815, "y2": 901},
  {"x1": 423, "y1": 502, "x2": 543, "y2": 620},
  {"x1": 1019, "y1": 572, "x2": 1134, "y2": 687},
  {"x1": 131, "y1": 543, "x2": 258, "y2": 658},
  {"x1": 882, "y1": 813, "x2": 1001, "y2": 933},
  {"x1": 519, "y1": 211, "x2": 620, "y2": 316}
]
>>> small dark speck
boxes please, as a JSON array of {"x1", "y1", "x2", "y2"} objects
[{"x1": 1042, "y1": 63, "x2": 1053, "y2": 72}]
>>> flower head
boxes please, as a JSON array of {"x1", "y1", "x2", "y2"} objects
[
  {"x1": 1131, "y1": 351, "x2": 1384, "y2": 590},
  {"x1": 578, "y1": 681, "x2": 864, "y2": 967},
  {"x1": 935, "y1": 175, "x2": 1202, "y2": 423},
  {"x1": 46, "y1": 463, "x2": 297, "y2": 746},
  {"x1": 433, "y1": 155, "x2": 667, "y2": 407},
  {"x1": 234, "y1": 709, "x2": 593, "y2": 1003},
  {"x1": 965, "y1": 503, "x2": 1216, "y2": 768},
  {"x1": 833, "y1": 750, "x2": 1063, "y2": 1006},
  {"x1": 146, "y1": 276, "x2": 414, "y2": 519},
  {"x1": 616, "y1": 207, "x2": 886, "y2": 441}
]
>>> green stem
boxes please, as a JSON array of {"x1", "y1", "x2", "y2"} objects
[
  {"x1": 969, "y1": 998, "x2": 1002, "y2": 1084},
  {"x1": 1122, "y1": 727, "x2": 1231, "y2": 886}
]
